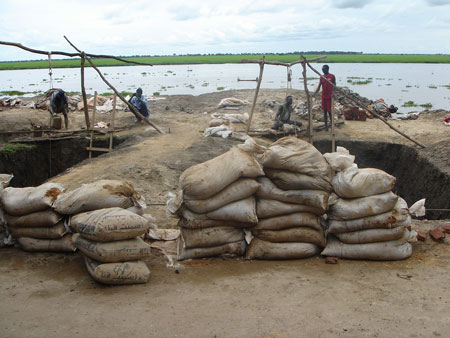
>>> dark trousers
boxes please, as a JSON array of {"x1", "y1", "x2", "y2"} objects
[{"x1": 133, "y1": 105, "x2": 150, "y2": 120}]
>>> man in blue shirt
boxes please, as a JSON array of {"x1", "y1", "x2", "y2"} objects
[{"x1": 129, "y1": 88, "x2": 150, "y2": 122}]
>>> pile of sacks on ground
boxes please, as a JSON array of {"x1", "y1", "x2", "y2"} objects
[
  {"x1": 0, "y1": 179, "x2": 151, "y2": 285},
  {"x1": 168, "y1": 136, "x2": 417, "y2": 262},
  {"x1": 322, "y1": 147, "x2": 416, "y2": 260}
]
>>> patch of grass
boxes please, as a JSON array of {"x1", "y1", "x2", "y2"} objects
[
  {"x1": 201, "y1": 82, "x2": 209, "y2": 87},
  {"x1": 0, "y1": 90, "x2": 27, "y2": 96},
  {"x1": 402, "y1": 101, "x2": 418, "y2": 107},
  {"x1": 153, "y1": 92, "x2": 160, "y2": 96},
  {"x1": 1, "y1": 143, "x2": 32, "y2": 152},
  {"x1": 420, "y1": 103, "x2": 433, "y2": 108},
  {"x1": 217, "y1": 86, "x2": 225, "y2": 90},
  {"x1": 428, "y1": 85, "x2": 437, "y2": 89}
]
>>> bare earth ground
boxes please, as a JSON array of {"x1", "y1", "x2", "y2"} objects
[{"x1": 1, "y1": 88, "x2": 449, "y2": 338}]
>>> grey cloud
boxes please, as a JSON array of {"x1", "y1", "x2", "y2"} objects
[
  {"x1": 425, "y1": 0, "x2": 450, "y2": 5},
  {"x1": 333, "y1": 0, "x2": 373, "y2": 9}
]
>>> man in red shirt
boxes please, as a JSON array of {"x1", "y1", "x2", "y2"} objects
[{"x1": 313, "y1": 65, "x2": 336, "y2": 131}]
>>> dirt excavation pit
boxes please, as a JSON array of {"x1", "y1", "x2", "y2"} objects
[{"x1": 1, "y1": 88, "x2": 450, "y2": 338}]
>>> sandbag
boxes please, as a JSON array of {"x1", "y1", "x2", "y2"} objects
[
  {"x1": 336, "y1": 226, "x2": 406, "y2": 244},
  {"x1": 180, "y1": 143, "x2": 264, "y2": 200},
  {"x1": 6, "y1": 209, "x2": 63, "y2": 228},
  {"x1": 332, "y1": 166, "x2": 396, "y2": 198},
  {"x1": 327, "y1": 197, "x2": 409, "y2": 233},
  {"x1": 177, "y1": 238, "x2": 246, "y2": 260},
  {"x1": 257, "y1": 199, "x2": 323, "y2": 218},
  {"x1": 183, "y1": 178, "x2": 260, "y2": 214},
  {"x1": 9, "y1": 221, "x2": 66, "y2": 239},
  {"x1": 177, "y1": 217, "x2": 253, "y2": 230},
  {"x1": 0, "y1": 183, "x2": 65, "y2": 216},
  {"x1": 264, "y1": 168, "x2": 332, "y2": 192},
  {"x1": 72, "y1": 233, "x2": 151, "y2": 263},
  {"x1": 252, "y1": 227, "x2": 325, "y2": 246},
  {"x1": 180, "y1": 226, "x2": 244, "y2": 249},
  {"x1": 17, "y1": 234, "x2": 76, "y2": 252},
  {"x1": 70, "y1": 207, "x2": 149, "y2": 242},
  {"x1": 256, "y1": 177, "x2": 328, "y2": 212},
  {"x1": 253, "y1": 212, "x2": 321, "y2": 231},
  {"x1": 323, "y1": 147, "x2": 355, "y2": 172},
  {"x1": 328, "y1": 191, "x2": 399, "y2": 221},
  {"x1": 245, "y1": 238, "x2": 320, "y2": 260},
  {"x1": 321, "y1": 236, "x2": 412, "y2": 261},
  {"x1": 206, "y1": 196, "x2": 258, "y2": 223},
  {"x1": 53, "y1": 180, "x2": 140, "y2": 215},
  {"x1": 84, "y1": 256, "x2": 150, "y2": 285},
  {"x1": 263, "y1": 137, "x2": 332, "y2": 179}
]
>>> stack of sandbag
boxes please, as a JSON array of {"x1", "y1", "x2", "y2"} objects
[
  {"x1": 0, "y1": 174, "x2": 14, "y2": 248},
  {"x1": 246, "y1": 137, "x2": 333, "y2": 260},
  {"x1": 169, "y1": 138, "x2": 266, "y2": 260},
  {"x1": 323, "y1": 159, "x2": 414, "y2": 260},
  {"x1": 70, "y1": 207, "x2": 151, "y2": 285},
  {"x1": 0, "y1": 182, "x2": 75, "y2": 252}
]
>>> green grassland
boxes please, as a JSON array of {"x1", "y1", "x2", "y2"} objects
[{"x1": 1, "y1": 53, "x2": 449, "y2": 70}]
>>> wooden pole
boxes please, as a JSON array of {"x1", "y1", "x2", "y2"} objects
[
  {"x1": 301, "y1": 57, "x2": 314, "y2": 144},
  {"x1": 331, "y1": 97, "x2": 336, "y2": 152},
  {"x1": 305, "y1": 61, "x2": 426, "y2": 148},
  {"x1": 64, "y1": 36, "x2": 164, "y2": 134},
  {"x1": 88, "y1": 91, "x2": 97, "y2": 159},
  {"x1": 246, "y1": 56, "x2": 265, "y2": 133},
  {"x1": 110, "y1": 95, "x2": 116, "y2": 150},
  {"x1": 80, "y1": 54, "x2": 90, "y2": 130}
]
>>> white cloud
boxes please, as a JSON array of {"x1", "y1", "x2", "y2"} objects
[{"x1": 0, "y1": 0, "x2": 449, "y2": 61}]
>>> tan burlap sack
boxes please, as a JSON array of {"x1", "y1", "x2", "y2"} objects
[
  {"x1": 264, "y1": 168, "x2": 332, "y2": 192},
  {"x1": 53, "y1": 180, "x2": 141, "y2": 215},
  {"x1": 335, "y1": 226, "x2": 406, "y2": 244},
  {"x1": 72, "y1": 234, "x2": 151, "y2": 263},
  {"x1": 183, "y1": 178, "x2": 260, "y2": 214},
  {"x1": 256, "y1": 199, "x2": 324, "y2": 218},
  {"x1": 70, "y1": 207, "x2": 149, "y2": 242},
  {"x1": 180, "y1": 226, "x2": 244, "y2": 249},
  {"x1": 205, "y1": 196, "x2": 258, "y2": 223},
  {"x1": 321, "y1": 235, "x2": 412, "y2": 260},
  {"x1": 180, "y1": 145, "x2": 264, "y2": 200},
  {"x1": 323, "y1": 147, "x2": 355, "y2": 172},
  {"x1": 256, "y1": 177, "x2": 329, "y2": 212},
  {"x1": 177, "y1": 238, "x2": 246, "y2": 260},
  {"x1": 263, "y1": 137, "x2": 332, "y2": 179},
  {"x1": 6, "y1": 209, "x2": 63, "y2": 228},
  {"x1": 9, "y1": 221, "x2": 66, "y2": 239},
  {"x1": 177, "y1": 217, "x2": 253, "y2": 230},
  {"x1": 0, "y1": 183, "x2": 65, "y2": 216},
  {"x1": 327, "y1": 197, "x2": 409, "y2": 234},
  {"x1": 328, "y1": 191, "x2": 399, "y2": 221},
  {"x1": 332, "y1": 167, "x2": 396, "y2": 198},
  {"x1": 252, "y1": 227, "x2": 325, "y2": 247},
  {"x1": 253, "y1": 212, "x2": 321, "y2": 231},
  {"x1": 17, "y1": 234, "x2": 76, "y2": 252},
  {"x1": 84, "y1": 256, "x2": 150, "y2": 285},
  {"x1": 245, "y1": 238, "x2": 320, "y2": 260}
]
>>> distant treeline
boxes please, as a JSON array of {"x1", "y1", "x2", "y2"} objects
[{"x1": 1, "y1": 53, "x2": 449, "y2": 70}]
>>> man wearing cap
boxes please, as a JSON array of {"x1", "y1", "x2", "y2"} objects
[
  {"x1": 313, "y1": 65, "x2": 336, "y2": 131},
  {"x1": 129, "y1": 88, "x2": 150, "y2": 122}
]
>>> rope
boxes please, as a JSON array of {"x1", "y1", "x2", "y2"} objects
[{"x1": 48, "y1": 52, "x2": 53, "y2": 89}]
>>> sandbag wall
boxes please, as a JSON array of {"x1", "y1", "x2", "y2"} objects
[
  {"x1": 0, "y1": 182, "x2": 75, "y2": 252},
  {"x1": 246, "y1": 138, "x2": 332, "y2": 259},
  {"x1": 172, "y1": 139, "x2": 266, "y2": 260},
  {"x1": 0, "y1": 179, "x2": 152, "y2": 285},
  {"x1": 322, "y1": 148, "x2": 415, "y2": 260}
]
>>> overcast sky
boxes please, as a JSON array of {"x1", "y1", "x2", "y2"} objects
[{"x1": 1, "y1": 0, "x2": 449, "y2": 61}]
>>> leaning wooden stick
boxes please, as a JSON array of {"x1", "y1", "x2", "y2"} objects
[
  {"x1": 0, "y1": 40, "x2": 154, "y2": 66},
  {"x1": 64, "y1": 36, "x2": 164, "y2": 134},
  {"x1": 305, "y1": 61, "x2": 426, "y2": 148}
]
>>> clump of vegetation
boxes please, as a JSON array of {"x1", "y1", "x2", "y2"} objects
[
  {"x1": 420, "y1": 103, "x2": 433, "y2": 108},
  {"x1": 1, "y1": 143, "x2": 32, "y2": 153},
  {"x1": 0, "y1": 90, "x2": 27, "y2": 96},
  {"x1": 217, "y1": 86, "x2": 225, "y2": 90},
  {"x1": 153, "y1": 92, "x2": 160, "y2": 96},
  {"x1": 201, "y1": 82, "x2": 209, "y2": 87},
  {"x1": 402, "y1": 101, "x2": 417, "y2": 107},
  {"x1": 428, "y1": 85, "x2": 437, "y2": 89},
  {"x1": 348, "y1": 78, "x2": 372, "y2": 85}
]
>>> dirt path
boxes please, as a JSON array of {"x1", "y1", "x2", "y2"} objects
[{"x1": 1, "y1": 89, "x2": 450, "y2": 337}]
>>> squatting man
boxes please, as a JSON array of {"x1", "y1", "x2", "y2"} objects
[{"x1": 271, "y1": 95, "x2": 303, "y2": 130}]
